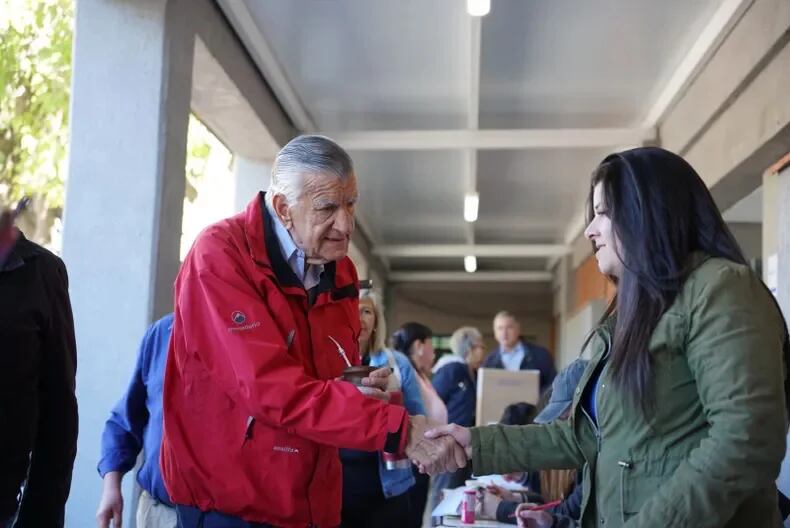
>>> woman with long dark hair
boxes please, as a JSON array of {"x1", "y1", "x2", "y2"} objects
[{"x1": 424, "y1": 147, "x2": 790, "y2": 527}]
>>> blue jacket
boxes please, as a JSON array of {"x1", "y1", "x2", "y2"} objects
[
  {"x1": 432, "y1": 355, "x2": 476, "y2": 427},
  {"x1": 341, "y1": 349, "x2": 426, "y2": 499},
  {"x1": 97, "y1": 313, "x2": 173, "y2": 505},
  {"x1": 482, "y1": 340, "x2": 557, "y2": 391}
]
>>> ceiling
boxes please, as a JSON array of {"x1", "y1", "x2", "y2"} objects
[{"x1": 218, "y1": 0, "x2": 734, "y2": 282}]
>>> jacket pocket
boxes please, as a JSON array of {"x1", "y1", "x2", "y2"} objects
[{"x1": 619, "y1": 455, "x2": 683, "y2": 519}]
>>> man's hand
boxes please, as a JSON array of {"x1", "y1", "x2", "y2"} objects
[
  {"x1": 424, "y1": 423, "x2": 473, "y2": 459},
  {"x1": 96, "y1": 472, "x2": 123, "y2": 527},
  {"x1": 515, "y1": 504, "x2": 553, "y2": 528},
  {"x1": 356, "y1": 385, "x2": 390, "y2": 402},
  {"x1": 406, "y1": 416, "x2": 468, "y2": 475},
  {"x1": 361, "y1": 367, "x2": 391, "y2": 391}
]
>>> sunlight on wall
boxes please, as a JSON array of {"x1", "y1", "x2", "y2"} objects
[{"x1": 180, "y1": 115, "x2": 234, "y2": 261}]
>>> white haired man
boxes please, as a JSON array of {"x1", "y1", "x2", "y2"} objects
[{"x1": 160, "y1": 135, "x2": 466, "y2": 527}]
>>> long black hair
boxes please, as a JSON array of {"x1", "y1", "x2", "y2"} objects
[
  {"x1": 588, "y1": 147, "x2": 750, "y2": 412},
  {"x1": 391, "y1": 322, "x2": 433, "y2": 376}
]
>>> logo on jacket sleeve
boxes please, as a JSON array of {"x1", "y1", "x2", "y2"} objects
[{"x1": 232, "y1": 311, "x2": 247, "y2": 324}]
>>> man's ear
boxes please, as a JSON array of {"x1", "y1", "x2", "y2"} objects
[{"x1": 272, "y1": 193, "x2": 292, "y2": 228}]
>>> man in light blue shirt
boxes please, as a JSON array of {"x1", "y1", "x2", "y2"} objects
[{"x1": 482, "y1": 311, "x2": 556, "y2": 391}]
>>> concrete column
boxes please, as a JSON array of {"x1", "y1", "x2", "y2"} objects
[
  {"x1": 551, "y1": 255, "x2": 573, "y2": 368},
  {"x1": 779, "y1": 166, "x2": 790, "y2": 320},
  {"x1": 765, "y1": 162, "x2": 790, "y2": 513},
  {"x1": 62, "y1": 0, "x2": 194, "y2": 523},
  {"x1": 233, "y1": 156, "x2": 271, "y2": 212}
]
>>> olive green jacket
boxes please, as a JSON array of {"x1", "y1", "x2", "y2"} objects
[{"x1": 471, "y1": 256, "x2": 788, "y2": 527}]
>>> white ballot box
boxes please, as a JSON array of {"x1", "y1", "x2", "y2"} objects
[{"x1": 475, "y1": 368, "x2": 540, "y2": 426}]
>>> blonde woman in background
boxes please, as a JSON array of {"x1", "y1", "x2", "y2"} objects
[{"x1": 340, "y1": 291, "x2": 426, "y2": 528}]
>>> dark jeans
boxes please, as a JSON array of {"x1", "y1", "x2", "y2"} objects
[
  {"x1": 341, "y1": 488, "x2": 410, "y2": 528},
  {"x1": 176, "y1": 505, "x2": 274, "y2": 528},
  {"x1": 407, "y1": 468, "x2": 430, "y2": 528}
]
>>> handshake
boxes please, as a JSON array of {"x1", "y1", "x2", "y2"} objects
[
  {"x1": 404, "y1": 416, "x2": 473, "y2": 476},
  {"x1": 353, "y1": 370, "x2": 472, "y2": 475}
]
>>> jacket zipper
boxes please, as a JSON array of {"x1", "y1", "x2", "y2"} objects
[{"x1": 581, "y1": 328, "x2": 611, "y2": 526}]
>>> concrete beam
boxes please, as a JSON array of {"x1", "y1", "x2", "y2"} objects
[
  {"x1": 192, "y1": 38, "x2": 281, "y2": 163},
  {"x1": 215, "y1": 0, "x2": 316, "y2": 133},
  {"x1": 332, "y1": 128, "x2": 656, "y2": 151},
  {"x1": 643, "y1": 0, "x2": 752, "y2": 127},
  {"x1": 191, "y1": 0, "x2": 297, "y2": 146},
  {"x1": 389, "y1": 271, "x2": 553, "y2": 283},
  {"x1": 658, "y1": 0, "x2": 790, "y2": 211},
  {"x1": 374, "y1": 244, "x2": 569, "y2": 259},
  {"x1": 688, "y1": 39, "x2": 790, "y2": 210},
  {"x1": 661, "y1": 0, "x2": 790, "y2": 155}
]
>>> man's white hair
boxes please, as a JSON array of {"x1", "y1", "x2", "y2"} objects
[{"x1": 265, "y1": 135, "x2": 354, "y2": 208}]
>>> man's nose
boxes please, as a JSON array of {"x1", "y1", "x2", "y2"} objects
[{"x1": 334, "y1": 207, "x2": 355, "y2": 235}]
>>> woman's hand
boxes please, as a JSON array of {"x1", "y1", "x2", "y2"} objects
[
  {"x1": 487, "y1": 484, "x2": 521, "y2": 503},
  {"x1": 424, "y1": 423, "x2": 473, "y2": 458},
  {"x1": 478, "y1": 488, "x2": 502, "y2": 519},
  {"x1": 515, "y1": 503, "x2": 553, "y2": 528}
]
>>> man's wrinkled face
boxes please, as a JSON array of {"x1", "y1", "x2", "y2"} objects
[{"x1": 276, "y1": 172, "x2": 358, "y2": 264}]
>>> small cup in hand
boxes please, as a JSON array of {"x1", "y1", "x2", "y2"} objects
[{"x1": 341, "y1": 365, "x2": 376, "y2": 387}]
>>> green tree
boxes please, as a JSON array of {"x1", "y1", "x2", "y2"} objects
[{"x1": 0, "y1": 0, "x2": 73, "y2": 246}]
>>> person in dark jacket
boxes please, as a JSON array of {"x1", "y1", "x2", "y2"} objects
[
  {"x1": 483, "y1": 311, "x2": 556, "y2": 391},
  {"x1": 0, "y1": 211, "x2": 78, "y2": 527},
  {"x1": 430, "y1": 327, "x2": 487, "y2": 507}
]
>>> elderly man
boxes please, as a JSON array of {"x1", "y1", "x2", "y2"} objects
[
  {"x1": 160, "y1": 135, "x2": 465, "y2": 527},
  {"x1": 482, "y1": 311, "x2": 556, "y2": 391}
]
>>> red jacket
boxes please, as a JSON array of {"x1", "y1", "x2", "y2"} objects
[{"x1": 161, "y1": 194, "x2": 408, "y2": 526}]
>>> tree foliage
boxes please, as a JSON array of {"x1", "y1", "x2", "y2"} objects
[{"x1": 0, "y1": 0, "x2": 73, "y2": 244}]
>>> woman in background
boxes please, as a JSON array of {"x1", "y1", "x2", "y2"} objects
[
  {"x1": 340, "y1": 291, "x2": 426, "y2": 528},
  {"x1": 392, "y1": 322, "x2": 446, "y2": 528},
  {"x1": 430, "y1": 326, "x2": 486, "y2": 506}
]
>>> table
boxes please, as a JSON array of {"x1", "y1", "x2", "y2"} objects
[{"x1": 437, "y1": 516, "x2": 514, "y2": 527}]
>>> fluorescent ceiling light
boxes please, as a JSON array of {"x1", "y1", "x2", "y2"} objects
[
  {"x1": 464, "y1": 192, "x2": 479, "y2": 222},
  {"x1": 464, "y1": 255, "x2": 478, "y2": 273},
  {"x1": 466, "y1": 0, "x2": 490, "y2": 17}
]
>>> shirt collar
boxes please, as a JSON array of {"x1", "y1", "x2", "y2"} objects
[{"x1": 501, "y1": 341, "x2": 525, "y2": 355}]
